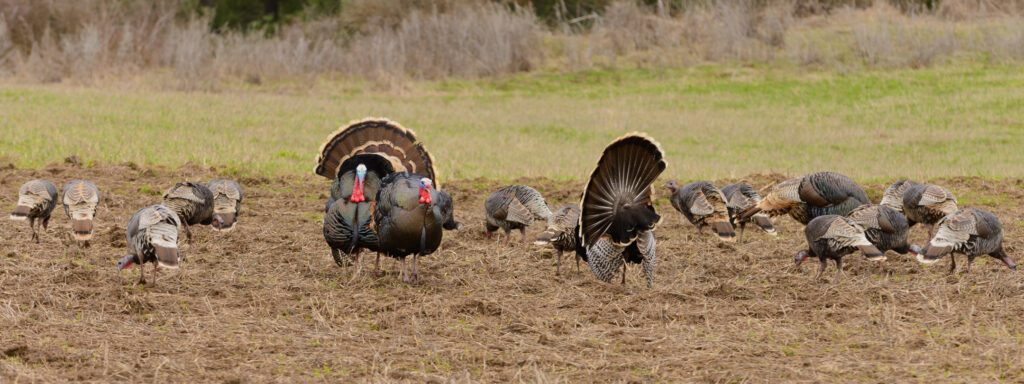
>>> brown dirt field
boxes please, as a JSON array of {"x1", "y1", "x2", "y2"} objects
[{"x1": 2, "y1": 164, "x2": 1024, "y2": 382}]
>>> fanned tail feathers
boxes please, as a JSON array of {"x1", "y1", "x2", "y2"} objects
[
  {"x1": 579, "y1": 133, "x2": 666, "y2": 247},
  {"x1": 314, "y1": 118, "x2": 439, "y2": 187}
]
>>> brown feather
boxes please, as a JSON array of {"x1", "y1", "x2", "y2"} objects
[{"x1": 314, "y1": 118, "x2": 439, "y2": 187}]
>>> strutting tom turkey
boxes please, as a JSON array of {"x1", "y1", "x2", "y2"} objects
[
  {"x1": 484, "y1": 185, "x2": 553, "y2": 246},
  {"x1": 578, "y1": 133, "x2": 666, "y2": 288},
  {"x1": 740, "y1": 171, "x2": 869, "y2": 226},
  {"x1": 315, "y1": 118, "x2": 457, "y2": 279},
  {"x1": 61, "y1": 180, "x2": 100, "y2": 246},
  {"x1": 664, "y1": 181, "x2": 735, "y2": 242},
  {"x1": 10, "y1": 179, "x2": 58, "y2": 243}
]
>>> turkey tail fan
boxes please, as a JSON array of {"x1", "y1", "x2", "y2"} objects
[
  {"x1": 10, "y1": 205, "x2": 29, "y2": 220},
  {"x1": 72, "y1": 219, "x2": 94, "y2": 240},
  {"x1": 314, "y1": 118, "x2": 439, "y2": 187},
  {"x1": 579, "y1": 133, "x2": 667, "y2": 247}
]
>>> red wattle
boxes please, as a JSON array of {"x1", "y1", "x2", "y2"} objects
[
  {"x1": 350, "y1": 178, "x2": 365, "y2": 203},
  {"x1": 419, "y1": 187, "x2": 432, "y2": 204}
]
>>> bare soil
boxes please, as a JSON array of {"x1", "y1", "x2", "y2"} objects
[{"x1": 2, "y1": 164, "x2": 1024, "y2": 382}]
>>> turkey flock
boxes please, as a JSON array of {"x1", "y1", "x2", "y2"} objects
[{"x1": 8, "y1": 117, "x2": 1017, "y2": 287}]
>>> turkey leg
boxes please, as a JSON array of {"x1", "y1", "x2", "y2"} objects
[
  {"x1": 30, "y1": 217, "x2": 38, "y2": 243},
  {"x1": 556, "y1": 250, "x2": 563, "y2": 276},
  {"x1": 833, "y1": 258, "x2": 843, "y2": 283},
  {"x1": 411, "y1": 254, "x2": 419, "y2": 283},
  {"x1": 737, "y1": 223, "x2": 746, "y2": 243},
  {"x1": 948, "y1": 253, "x2": 957, "y2": 274},
  {"x1": 373, "y1": 253, "x2": 382, "y2": 277}
]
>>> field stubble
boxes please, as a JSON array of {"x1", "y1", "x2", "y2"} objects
[{"x1": 2, "y1": 164, "x2": 1024, "y2": 381}]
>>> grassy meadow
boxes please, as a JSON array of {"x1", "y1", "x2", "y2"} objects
[{"x1": 2, "y1": 63, "x2": 1023, "y2": 181}]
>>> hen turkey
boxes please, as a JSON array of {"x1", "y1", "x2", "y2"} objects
[
  {"x1": 533, "y1": 205, "x2": 581, "y2": 275},
  {"x1": 10, "y1": 179, "x2": 58, "y2": 243},
  {"x1": 61, "y1": 180, "x2": 100, "y2": 245},
  {"x1": 208, "y1": 179, "x2": 243, "y2": 232},
  {"x1": 881, "y1": 179, "x2": 957, "y2": 240},
  {"x1": 485, "y1": 185, "x2": 552, "y2": 246},
  {"x1": 740, "y1": 171, "x2": 868, "y2": 225},
  {"x1": 720, "y1": 182, "x2": 776, "y2": 242},
  {"x1": 664, "y1": 180, "x2": 735, "y2": 242},
  {"x1": 162, "y1": 181, "x2": 214, "y2": 242},
  {"x1": 795, "y1": 215, "x2": 884, "y2": 282},
  {"x1": 315, "y1": 118, "x2": 441, "y2": 276},
  {"x1": 117, "y1": 205, "x2": 182, "y2": 285},
  {"x1": 916, "y1": 207, "x2": 1015, "y2": 273},
  {"x1": 579, "y1": 133, "x2": 666, "y2": 288},
  {"x1": 845, "y1": 204, "x2": 912, "y2": 256}
]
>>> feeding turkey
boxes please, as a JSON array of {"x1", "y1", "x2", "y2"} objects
[
  {"x1": 845, "y1": 204, "x2": 913, "y2": 256},
  {"x1": 881, "y1": 179, "x2": 958, "y2": 241},
  {"x1": 534, "y1": 205, "x2": 581, "y2": 275},
  {"x1": 796, "y1": 214, "x2": 884, "y2": 282},
  {"x1": 208, "y1": 179, "x2": 243, "y2": 232},
  {"x1": 315, "y1": 118, "x2": 457, "y2": 279},
  {"x1": 916, "y1": 207, "x2": 1015, "y2": 273},
  {"x1": 720, "y1": 182, "x2": 776, "y2": 242},
  {"x1": 740, "y1": 171, "x2": 868, "y2": 226},
  {"x1": 374, "y1": 173, "x2": 459, "y2": 283},
  {"x1": 162, "y1": 181, "x2": 215, "y2": 243},
  {"x1": 578, "y1": 133, "x2": 666, "y2": 288},
  {"x1": 664, "y1": 180, "x2": 735, "y2": 242},
  {"x1": 484, "y1": 185, "x2": 553, "y2": 246},
  {"x1": 10, "y1": 179, "x2": 58, "y2": 243},
  {"x1": 61, "y1": 180, "x2": 100, "y2": 246},
  {"x1": 117, "y1": 204, "x2": 182, "y2": 285}
]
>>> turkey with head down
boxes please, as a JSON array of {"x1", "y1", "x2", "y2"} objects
[
  {"x1": 795, "y1": 215, "x2": 884, "y2": 282},
  {"x1": 208, "y1": 179, "x2": 243, "y2": 232},
  {"x1": 663, "y1": 180, "x2": 735, "y2": 242},
  {"x1": 720, "y1": 182, "x2": 776, "y2": 242},
  {"x1": 916, "y1": 207, "x2": 1015, "y2": 273},
  {"x1": 61, "y1": 180, "x2": 100, "y2": 246},
  {"x1": 739, "y1": 171, "x2": 868, "y2": 226},
  {"x1": 533, "y1": 205, "x2": 581, "y2": 276},
  {"x1": 162, "y1": 181, "x2": 214, "y2": 243},
  {"x1": 315, "y1": 118, "x2": 442, "y2": 277},
  {"x1": 579, "y1": 133, "x2": 666, "y2": 288},
  {"x1": 117, "y1": 205, "x2": 182, "y2": 285},
  {"x1": 881, "y1": 179, "x2": 958, "y2": 241},
  {"x1": 484, "y1": 185, "x2": 553, "y2": 246},
  {"x1": 10, "y1": 179, "x2": 58, "y2": 243}
]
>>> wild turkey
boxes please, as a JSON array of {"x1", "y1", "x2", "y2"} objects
[
  {"x1": 579, "y1": 133, "x2": 666, "y2": 288},
  {"x1": 484, "y1": 185, "x2": 553, "y2": 246},
  {"x1": 533, "y1": 205, "x2": 581, "y2": 275},
  {"x1": 795, "y1": 215, "x2": 884, "y2": 282},
  {"x1": 117, "y1": 205, "x2": 182, "y2": 285},
  {"x1": 916, "y1": 207, "x2": 1016, "y2": 273},
  {"x1": 9, "y1": 179, "x2": 58, "y2": 243},
  {"x1": 61, "y1": 180, "x2": 100, "y2": 246},
  {"x1": 845, "y1": 204, "x2": 912, "y2": 255},
  {"x1": 207, "y1": 179, "x2": 243, "y2": 232},
  {"x1": 882, "y1": 180, "x2": 958, "y2": 240},
  {"x1": 375, "y1": 174, "x2": 460, "y2": 283},
  {"x1": 315, "y1": 118, "x2": 440, "y2": 276},
  {"x1": 162, "y1": 181, "x2": 214, "y2": 242},
  {"x1": 740, "y1": 171, "x2": 869, "y2": 225},
  {"x1": 664, "y1": 180, "x2": 735, "y2": 242},
  {"x1": 720, "y1": 182, "x2": 776, "y2": 242}
]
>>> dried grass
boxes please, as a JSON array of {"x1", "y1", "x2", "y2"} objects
[{"x1": 3, "y1": 0, "x2": 1024, "y2": 86}]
